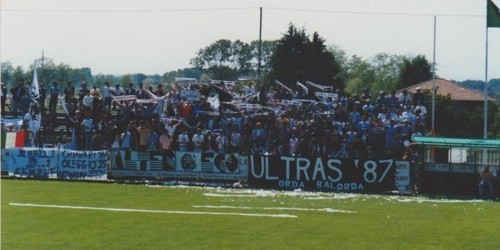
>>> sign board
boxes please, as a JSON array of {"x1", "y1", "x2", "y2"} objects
[
  {"x1": 394, "y1": 161, "x2": 410, "y2": 193},
  {"x1": 111, "y1": 151, "x2": 247, "y2": 181},
  {"x1": 247, "y1": 155, "x2": 398, "y2": 192}
]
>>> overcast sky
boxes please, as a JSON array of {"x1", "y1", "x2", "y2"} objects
[{"x1": 1, "y1": 0, "x2": 499, "y2": 81}]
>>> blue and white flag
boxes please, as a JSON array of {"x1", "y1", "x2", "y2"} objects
[{"x1": 29, "y1": 68, "x2": 41, "y2": 135}]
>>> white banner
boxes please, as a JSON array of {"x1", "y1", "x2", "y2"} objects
[
  {"x1": 314, "y1": 92, "x2": 338, "y2": 99},
  {"x1": 1, "y1": 150, "x2": 7, "y2": 172},
  {"x1": 5, "y1": 148, "x2": 108, "y2": 180},
  {"x1": 7, "y1": 147, "x2": 59, "y2": 178},
  {"x1": 59, "y1": 149, "x2": 109, "y2": 180}
]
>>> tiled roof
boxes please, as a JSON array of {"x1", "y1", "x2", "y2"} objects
[{"x1": 397, "y1": 78, "x2": 492, "y2": 102}]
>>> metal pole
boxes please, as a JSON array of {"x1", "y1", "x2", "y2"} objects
[
  {"x1": 41, "y1": 50, "x2": 45, "y2": 83},
  {"x1": 431, "y1": 16, "x2": 437, "y2": 136},
  {"x1": 484, "y1": 27, "x2": 489, "y2": 139},
  {"x1": 258, "y1": 7, "x2": 262, "y2": 80}
]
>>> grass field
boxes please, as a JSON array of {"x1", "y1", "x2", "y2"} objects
[{"x1": 2, "y1": 179, "x2": 499, "y2": 249}]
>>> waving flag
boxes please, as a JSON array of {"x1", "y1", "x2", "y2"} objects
[
  {"x1": 29, "y1": 68, "x2": 42, "y2": 141},
  {"x1": 207, "y1": 93, "x2": 220, "y2": 111},
  {"x1": 296, "y1": 81, "x2": 308, "y2": 94},
  {"x1": 488, "y1": 0, "x2": 500, "y2": 28}
]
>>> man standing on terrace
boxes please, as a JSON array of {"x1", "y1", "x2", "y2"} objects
[
  {"x1": 102, "y1": 81, "x2": 113, "y2": 110},
  {"x1": 10, "y1": 81, "x2": 26, "y2": 118},
  {"x1": 1, "y1": 83, "x2": 7, "y2": 114},
  {"x1": 192, "y1": 128, "x2": 204, "y2": 152},
  {"x1": 251, "y1": 122, "x2": 266, "y2": 154},
  {"x1": 48, "y1": 81, "x2": 60, "y2": 115}
]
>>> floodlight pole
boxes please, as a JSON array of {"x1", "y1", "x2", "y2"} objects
[{"x1": 258, "y1": 7, "x2": 263, "y2": 80}]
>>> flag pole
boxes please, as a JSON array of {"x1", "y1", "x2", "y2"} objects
[{"x1": 484, "y1": 17, "x2": 489, "y2": 139}]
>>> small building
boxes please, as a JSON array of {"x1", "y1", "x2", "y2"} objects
[
  {"x1": 411, "y1": 136, "x2": 500, "y2": 197},
  {"x1": 397, "y1": 78, "x2": 492, "y2": 102},
  {"x1": 397, "y1": 78, "x2": 497, "y2": 138}
]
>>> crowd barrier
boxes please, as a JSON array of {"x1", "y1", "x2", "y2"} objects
[{"x1": 1, "y1": 147, "x2": 410, "y2": 193}]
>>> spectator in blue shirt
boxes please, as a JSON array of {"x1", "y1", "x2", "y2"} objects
[{"x1": 48, "y1": 81, "x2": 60, "y2": 115}]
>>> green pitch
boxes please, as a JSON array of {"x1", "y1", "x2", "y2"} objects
[{"x1": 2, "y1": 179, "x2": 499, "y2": 249}]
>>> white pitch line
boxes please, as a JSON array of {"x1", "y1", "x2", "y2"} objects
[
  {"x1": 203, "y1": 193, "x2": 263, "y2": 198},
  {"x1": 9, "y1": 202, "x2": 297, "y2": 218},
  {"x1": 193, "y1": 205, "x2": 356, "y2": 214}
]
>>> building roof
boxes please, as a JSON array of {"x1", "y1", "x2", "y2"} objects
[{"x1": 398, "y1": 78, "x2": 492, "y2": 102}]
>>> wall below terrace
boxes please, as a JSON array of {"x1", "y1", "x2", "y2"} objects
[
  {"x1": 1, "y1": 147, "x2": 412, "y2": 194},
  {"x1": 421, "y1": 172, "x2": 500, "y2": 197}
]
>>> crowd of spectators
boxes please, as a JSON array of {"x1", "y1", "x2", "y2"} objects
[{"x1": 4, "y1": 79, "x2": 429, "y2": 159}]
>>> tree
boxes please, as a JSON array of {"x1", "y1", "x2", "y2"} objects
[
  {"x1": 191, "y1": 39, "x2": 279, "y2": 81},
  {"x1": 268, "y1": 24, "x2": 342, "y2": 89},
  {"x1": 13, "y1": 66, "x2": 25, "y2": 84},
  {"x1": 369, "y1": 53, "x2": 404, "y2": 94},
  {"x1": 231, "y1": 39, "x2": 253, "y2": 76},
  {"x1": 328, "y1": 45, "x2": 348, "y2": 85},
  {"x1": 31, "y1": 57, "x2": 56, "y2": 84},
  {"x1": 162, "y1": 68, "x2": 203, "y2": 83},
  {"x1": 398, "y1": 55, "x2": 432, "y2": 89},
  {"x1": 344, "y1": 56, "x2": 374, "y2": 95},
  {"x1": 191, "y1": 39, "x2": 233, "y2": 68},
  {"x1": 1, "y1": 61, "x2": 15, "y2": 88},
  {"x1": 94, "y1": 74, "x2": 117, "y2": 87},
  {"x1": 133, "y1": 73, "x2": 147, "y2": 85},
  {"x1": 55, "y1": 63, "x2": 72, "y2": 82},
  {"x1": 250, "y1": 40, "x2": 278, "y2": 80},
  {"x1": 142, "y1": 78, "x2": 155, "y2": 89},
  {"x1": 207, "y1": 65, "x2": 239, "y2": 81},
  {"x1": 191, "y1": 39, "x2": 258, "y2": 80},
  {"x1": 120, "y1": 74, "x2": 133, "y2": 87}
]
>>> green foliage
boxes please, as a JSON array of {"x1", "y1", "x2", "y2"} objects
[
  {"x1": 119, "y1": 74, "x2": 133, "y2": 87},
  {"x1": 190, "y1": 39, "x2": 278, "y2": 81},
  {"x1": 369, "y1": 53, "x2": 404, "y2": 93},
  {"x1": 1, "y1": 61, "x2": 15, "y2": 88},
  {"x1": 269, "y1": 24, "x2": 342, "y2": 89},
  {"x1": 328, "y1": 45, "x2": 348, "y2": 84},
  {"x1": 250, "y1": 40, "x2": 278, "y2": 79},
  {"x1": 190, "y1": 39, "x2": 241, "y2": 81},
  {"x1": 342, "y1": 53, "x2": 405, "y2": 97},
  {"x1": 231, "y1": 40, "x2": 253, "y2": 76},
  {"x1": 344, "y1": 55, "x2": 375, "y2": 95},
  {"x1": 31, "y1": 58, "x2": 93, "y2": 86},
  {"x1": 2, "y1": 180, "x2": 499, "y2": 249},
  {"x1": 191, "y1": 39, "x2": 233, "y2": 69},
  {"x1": 341, "y1": 53, "x2": 431, "y2": 97},
  {"x1": 162, "y1": 68, "x2": 203, "y2": 83},
  {"x1": 423, "y1": 90, "x2": 498, "y2": 138},
  {"x1": 13, "y1": 66, "x2": 25, "y2": 84},
  {"x1": 398, "y1": 55, "x2": 432, "y2": 89},
  {"x1": 2, "y1": 58, "x2": 94, "y2": 89},
  {"x1": 457, "y1": 78, "x2": 500, "y2": 99},
  {"x1": 94, "y1": 74, "x2": 120, "y2": 87},
  {"x1": 206, "y1": 65, "x2": 239, "y2": 81}
]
